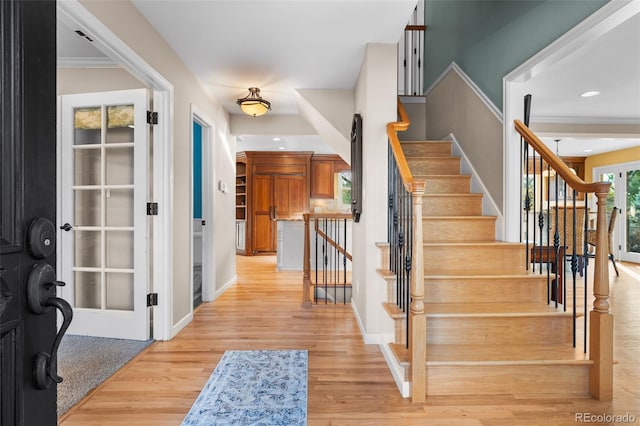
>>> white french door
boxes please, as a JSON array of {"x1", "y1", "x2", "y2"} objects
[
  {"x1": 594, "y1": 162, "x2": 640, "y2": 264},
  {"x1": 58, "y1": 89, "x2": 150, "y2": 340}
]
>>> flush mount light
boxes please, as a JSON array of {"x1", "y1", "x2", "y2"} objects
[
  {"x1": 580, "y1": 90, "x2": 600, "y2": 98},
  {"x1": 584, "y1": 149, "x2": 593, "y2": 153},
  {"x1": 236, "y1": 87, "x2": 271, "y2": 117},
  {"x1": 272, "y1": 137, "x2": 281, "y2": 141}
]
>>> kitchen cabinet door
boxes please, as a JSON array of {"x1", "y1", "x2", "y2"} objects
[
  {"x1": 252, "y1": 175, "x2": 276, "y2": 252},
  {"x1": 274, "y1": 175, "x2": 306, "y2": 219}
]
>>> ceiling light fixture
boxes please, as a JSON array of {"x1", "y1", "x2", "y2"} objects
[
  {"x1": 580, "y1": 90, "x2": 600, "y2": 98},
  {"x1": 236, "y1": 87, "x2": 271, "y2": 117}
]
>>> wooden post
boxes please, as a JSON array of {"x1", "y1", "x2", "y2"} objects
[
  {"x1": 302, "y1": 214, "x2": 312, "y2": 307},
  {"x1": 409, "y1": 182, "x2": 426, "y2": 402},
  {"x1": 589, "y1": 191, "x2": 613, "y2": 400}
]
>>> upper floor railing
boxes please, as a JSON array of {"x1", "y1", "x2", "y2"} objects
[{"x1": 398, "y1": 2, "x2": 425, "y2": 96}]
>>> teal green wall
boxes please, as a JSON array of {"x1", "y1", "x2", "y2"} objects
[{"x1": 424, "y1": 0, "x2": 608, "y2": 110}]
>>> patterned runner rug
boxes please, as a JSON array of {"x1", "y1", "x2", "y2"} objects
[{"x1": 182, "y1": 350, "x2": 308, "y2": 426}]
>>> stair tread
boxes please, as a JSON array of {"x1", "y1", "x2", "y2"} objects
[
  {"x1": 400, "y1": 139, "x2": 451, "y2": 145},
  {"x1": 390, "y1": 343, "x2": 592, "y2": 365},
  {"x1": 423, "y1": 216, "x2": 496, "y2": 220},
  {"x1": 413, "y1": 174, "x2": 471, "y2": 178},
  {"x1": 382, "y1": 302, "x2": 405, "y2": 319},
  {"x1": 425, "y1": 272, "x2": 555, "y2": 280},
  {"x1": 423, "y1": 193, "x2": 483, "y2": 198},
  {"x1": 424, "y1": 241, "x2": 522, "y2": 247},
  {"x1": 425, "y1": 302, "x2": 569, "y2": 316}
]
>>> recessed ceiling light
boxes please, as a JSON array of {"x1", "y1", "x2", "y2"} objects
[
  {"x1": 273, "y1": 137, "x2": 281, "y2": 141},
  {"x1": 584, "y1": 149, "x2": 593, "y2": 153},
  {"x1": 278, "y1": 146, "x2": 285, "y2": 150},
  {"x1": 580, "y1": 91, "x2": 600, "y2": 98}
]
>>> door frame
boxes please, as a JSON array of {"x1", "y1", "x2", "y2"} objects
[
  {"x1": 593, "y1": 161, "x2": 640, "y2": 263},
  {"x1": 57, "y1": 1, "x2": 175, "y2": 340},
  {"x1": 191, "y1": 106, "x2": 216, "y2": 304}
]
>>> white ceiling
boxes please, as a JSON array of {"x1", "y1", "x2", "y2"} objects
[
  {"x1": 524, "y1": 10, "x2": 640, "y2": 156},
  {"x1": 57, "y1": 1, "x2": 640, "y2": 156}
]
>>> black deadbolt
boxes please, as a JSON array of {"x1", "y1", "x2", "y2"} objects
[{"x1": 28, "y1": 217, "x2": 56, "y2": 259}]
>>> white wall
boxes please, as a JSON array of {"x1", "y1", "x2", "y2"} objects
[
  {"x1": 79, "y1": 0, "x2": 237, "y2": 332},
  {"x1": 352, "y1": 43, "x2": 397, "y2": 339}
]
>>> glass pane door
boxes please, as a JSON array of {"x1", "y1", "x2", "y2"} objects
[
  {"x1": 59, "y1": 89, "x2": 149, "y2": 340},
  {"x1": 624, "y1": 169, "x2": 640, "y2": 261}
]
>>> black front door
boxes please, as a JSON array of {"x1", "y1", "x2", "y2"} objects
[{"x1": 1, "y1": 1, "x2": 60, "y2": 424}]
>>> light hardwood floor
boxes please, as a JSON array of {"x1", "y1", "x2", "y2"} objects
[{"x1": 60, "y1": 256, "x2": 640, "y2": 425}]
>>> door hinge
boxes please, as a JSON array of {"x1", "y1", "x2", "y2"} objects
[
  {"x1": 147, "y1": 293, "x2": 158, "y2": 307},
  {"x1": 147, "y1": 202, "x2": 158, "y2": 216},
  {"x1": 147, "y1": 111, "x2": 158, "y2": 125}
]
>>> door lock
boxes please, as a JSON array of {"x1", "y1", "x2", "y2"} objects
[
  {"x1": 28, "y1": 217, "x2": 56, "y2": 259},
  {"x1": 26, "y1": 263, "x2": 73, "y2": 389}
]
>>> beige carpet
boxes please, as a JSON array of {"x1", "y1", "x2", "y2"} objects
[{"x1": 57, "y1": 335, "x2": 152, "y2": 416}]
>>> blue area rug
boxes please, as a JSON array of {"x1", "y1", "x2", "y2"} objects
[{"x1": 182, "y1": 350, "x2": 308, "y2": 426}]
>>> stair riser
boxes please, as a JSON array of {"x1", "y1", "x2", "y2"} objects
[
  {"x1": 426, "y1": 278, "x2": 548, "y2": 304},
  {"x1": 424, "y1": 176, "x2": 471, "y2": 194},
  {"x1": 423, "y1": 196, "x2": 483, "y2": 216},
  {"x1": 423, "y1": 218, "x2": 495, "y2": 242},
  {"x1": 426, "y1": 315, "x2": 573, "y2": 345},
  {"x1": 424, "y1": 245, "x2": 525, "y2": 275},
  {"x1": 408, "y1": 158, "x2": 460, "y2": 175},
  {"x1": 401, "y1": 142, "x2": 452, "y2": 157},
  {"x1": 426, "y1": 364, "x2": 590, "y2": 397}
]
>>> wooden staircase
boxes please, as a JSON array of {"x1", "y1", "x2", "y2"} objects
[{"x1": 379, "y1": 140, "x2": 593, "y2": 398}]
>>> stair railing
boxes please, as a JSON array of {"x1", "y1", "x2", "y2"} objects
[
  {"x1": 515, "y1": 119, "x2": 614, "y2": 400},
  {"x1": 398, "y1": 3, "x2": 425, "y2": 96},
  {"x1": 302, "y1": 213, "x2": 352, "y2": 306},
  {"x1": 387, "y1": 98, "x2": 426, "y2": 402}
]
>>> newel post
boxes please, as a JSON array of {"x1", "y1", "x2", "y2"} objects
[
  {"x1": 589, "y1": 191, "x2": 613, "y2": 400},
  {"x1": 409, "y1": 181, "x2": 426, "y2": 402},
  {"x1": 302, "y1": 213, "x2": 312, "y2": 308}
]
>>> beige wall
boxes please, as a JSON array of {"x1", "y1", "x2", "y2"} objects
[
  {"x1": 399, "y1": 101, "x2": 426, "y2": 141},
  {"x1": 352, "y1": 43, "x2": 397, "y2": 337},
  {"x1": 79, "y1": 0, "x2": 237, "y2": 333},
  {"x1": 425, "y1": 68, "x2": 503, "y2": 212},
  {"x1": 585, "y1": 147, "x2": 640, "y2": 182},
  {"x1": 57, "y1": 68, "x2": 145, "y2": 94}
]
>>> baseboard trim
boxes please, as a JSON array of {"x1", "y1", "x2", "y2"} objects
[
  {"x1": 352, "y1": 301, "x2": 410, "y2": 397},
  {"x1": 379, "y1": 337, "x2": 411, "y2": 398},
  {"x1": 212, "y1": 274, "x2": 238, "y2": 301},
  {"x1": 171, "y1": 312, "x2": 193, "y2": 339}
]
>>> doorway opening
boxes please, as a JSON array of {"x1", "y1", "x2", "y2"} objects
[{"x1": 593, "y1": 162, "x2": 640, "y2": 263}]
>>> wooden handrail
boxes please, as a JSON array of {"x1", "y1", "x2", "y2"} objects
[
  {"x1": 387, "y1": 98, "x2": 415, "y2": 192},
  {"x1": 405, "y1": 25, "x2": 426, "y2": 31},
  {"x1": 386, "y1": 97, "x2": 426, "y2": 402},
  {"x1": 514, "y1": 120, "x2": 610, "y2": 194},
  {"x1": 302, "y1": 213, "x2": 352, "y2": 307}
]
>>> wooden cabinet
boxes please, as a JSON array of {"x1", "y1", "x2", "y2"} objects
[
  {"x1": 235, "y1": 159, "x2": 247, "y2": 254},
  {"x1": 238, "y1": 151, "x2": 312, "y2": 255},
  {"x1": 310, "y1": 155, "x2": 350, "y2": 199},
  {"x1": 310, "y1": 159, "x2": 334, "y2": 198}
]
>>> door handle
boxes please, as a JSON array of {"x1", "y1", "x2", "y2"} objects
[
  {"x1": 26, "y1": 263, "x2": 73, "y2": 389},
  {"x1": 59, "y1": 223, "x2": 73, "y2": 232}
]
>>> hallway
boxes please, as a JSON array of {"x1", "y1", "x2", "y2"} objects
[{"x1": 60, "y1": 256, "x2": 640, "y2": 425}]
